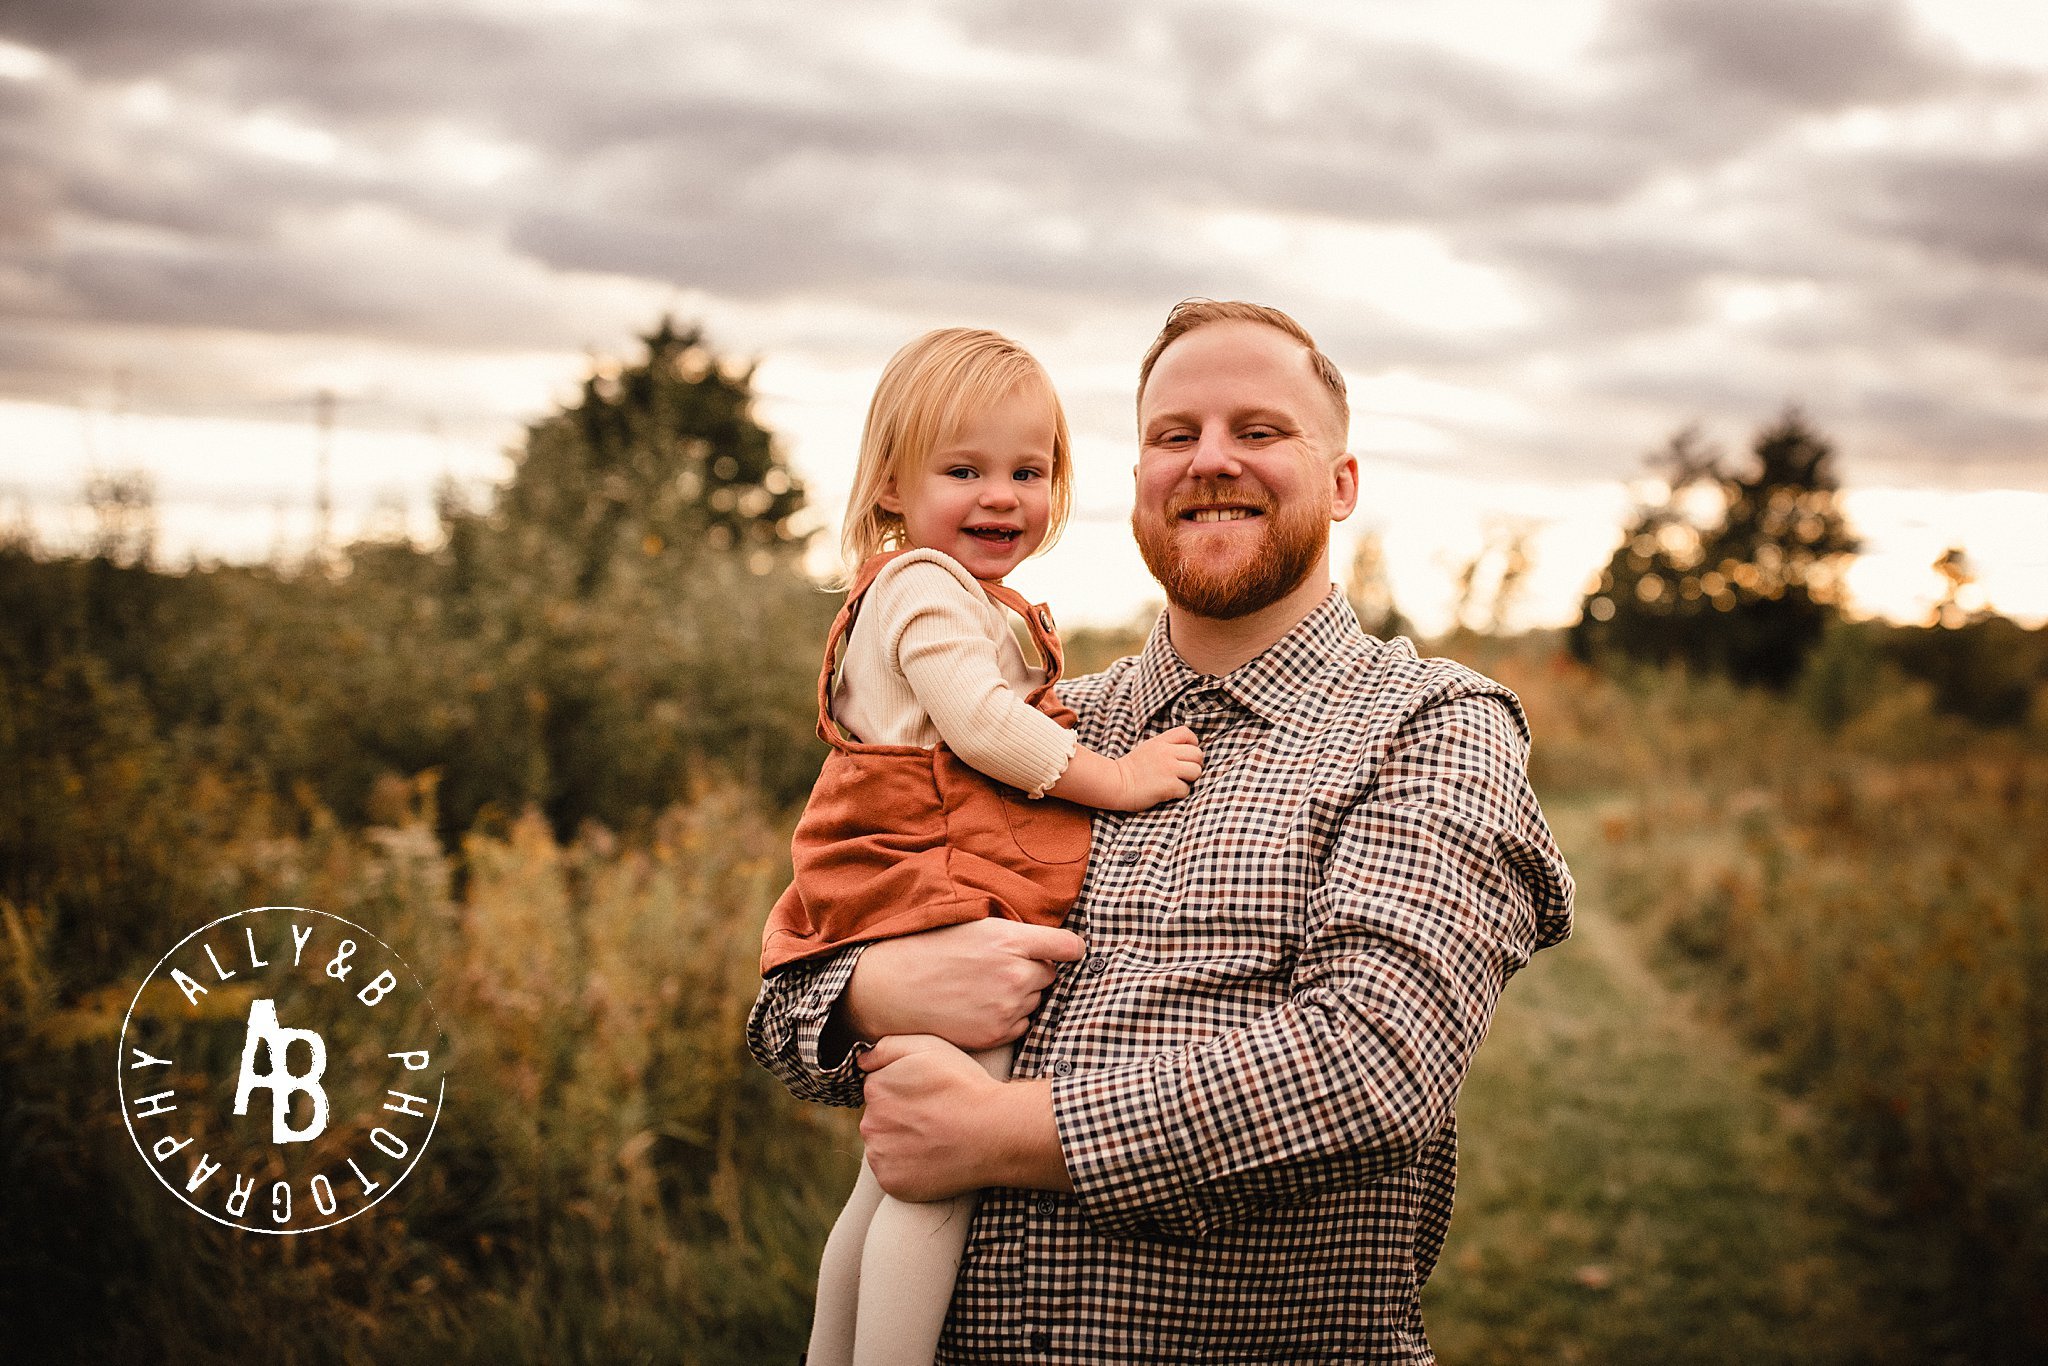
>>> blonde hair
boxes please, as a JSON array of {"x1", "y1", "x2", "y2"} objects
[
  {"x1": 1136, "y1": 298, "x2": 1349, "y2": 436},
  {"x1": 839, "y1": 328, "x2": 1074, "y2": 579}
]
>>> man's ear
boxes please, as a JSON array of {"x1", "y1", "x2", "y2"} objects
[
  {"x1": 878, "y1": 477, "x2": 904, "y2": 516},
  {"x1": 1329, "y1": 452, "x2": 1360, "y2": 522}
]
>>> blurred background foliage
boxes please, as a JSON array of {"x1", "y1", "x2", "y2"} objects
[{"x1": 2, "y1": 324, "x2": 2044, "y2": 1362}]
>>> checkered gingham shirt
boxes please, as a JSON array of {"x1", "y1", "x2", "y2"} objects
[{"x1": 748, "y1": 589, "x2": 1574, "y2": 1364}]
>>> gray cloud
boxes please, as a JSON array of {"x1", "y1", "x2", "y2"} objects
[
  {"x1": 1620, "y1": 0, "x2": 1970, "y2": 109},
  {"x1": 0, "y1": 0, "x2": 2042, "y2": 495},
  {"x1": 1850, "y1": 151, "x2": 2048, "y2": 276}
]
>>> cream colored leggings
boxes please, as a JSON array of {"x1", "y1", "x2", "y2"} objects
[{"x1": 806, "y1": 1042, "x2": 1014, "y2": 1366}]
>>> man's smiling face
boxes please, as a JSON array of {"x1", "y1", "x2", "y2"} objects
[{"x1": 1132, "y1": 320, "x2": 1355, "y2": 621}]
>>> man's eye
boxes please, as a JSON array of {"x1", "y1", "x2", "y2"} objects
[{"x1": 1243, "y1": 428, "x2": 1280, "y2": 441}]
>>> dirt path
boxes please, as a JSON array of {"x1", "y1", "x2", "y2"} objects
[{"x1": 1422, "y1": 803, "x2": 1936, "y2": 1366}]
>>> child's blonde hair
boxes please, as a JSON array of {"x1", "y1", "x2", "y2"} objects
[{"x1": 839, "y1": 328, "x2": 1073, "y2": 580}]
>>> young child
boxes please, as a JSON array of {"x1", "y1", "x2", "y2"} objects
[{"x1": 760, "y1": 328, "x2": 1202, "y2": 1366}]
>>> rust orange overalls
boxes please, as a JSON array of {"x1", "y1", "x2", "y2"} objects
[{"x1": 759, "y1": 550, "x2": 1094, "y2": 976}]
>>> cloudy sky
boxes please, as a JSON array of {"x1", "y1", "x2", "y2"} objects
[{"x1": 2, "y1": 0, "x2": 2044, "y2": 631}]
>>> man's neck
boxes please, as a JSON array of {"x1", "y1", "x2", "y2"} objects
[{"x1": 1165, "y1": 571, "x2": 1336, "y2": 677}]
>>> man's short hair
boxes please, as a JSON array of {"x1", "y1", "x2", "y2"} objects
[{"x1": 1136, "y1": 299, "x2": 1350, "y2": 435}]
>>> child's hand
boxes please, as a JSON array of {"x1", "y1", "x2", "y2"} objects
[{"x1": 1115, "y1": 725, "x2": 1203, "y2": 810}]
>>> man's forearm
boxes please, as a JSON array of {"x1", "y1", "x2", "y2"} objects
[
  {"x1": 857, "y1": 1040, "x2": 1075, "y2": 1200},
  {"x1": 988, "y1": 1079, "x2": 1073, "y2": 1192}
]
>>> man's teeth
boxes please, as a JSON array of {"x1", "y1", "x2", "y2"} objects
[{"x1": 1187, "y1": 508, "x2": 1256, "y2": 523}]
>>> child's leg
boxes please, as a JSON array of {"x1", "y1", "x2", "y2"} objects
[
  {"x1": 851, "y1": 1043, "x2": 1014, "y2": 1366},
  {"x1": 808, "y1": 1157, "x2": 887, "y2": 1366}
]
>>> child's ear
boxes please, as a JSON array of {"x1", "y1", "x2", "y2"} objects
[{"x1": 878, "y1": 477, "x2": 904, "y2": 515}]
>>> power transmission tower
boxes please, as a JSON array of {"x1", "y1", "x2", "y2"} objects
[{"x1": 314, "y1": 388, "x2": 335, "y2": 562}]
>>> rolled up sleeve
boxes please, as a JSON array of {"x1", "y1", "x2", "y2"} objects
[{"x1": 745, "y1": 942, "x2": 872, "y2": 1108}]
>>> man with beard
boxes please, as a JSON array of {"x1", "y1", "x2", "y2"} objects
[{"x1": 749, "y1": 300, "x2": 1574, "y2": 1364}]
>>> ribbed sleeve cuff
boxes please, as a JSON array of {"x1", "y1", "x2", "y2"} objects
[{"x1": 1018, "y1": 725, "x2": 1079, "y2": 799}]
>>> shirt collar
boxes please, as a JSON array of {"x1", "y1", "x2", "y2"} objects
[{"x1": 1131, "y1": 586, "x2": 1371, "y2": 728}]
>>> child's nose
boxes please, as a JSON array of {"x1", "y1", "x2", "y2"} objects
[{"x1": 979, "y1": 483, "x2": 1019, "y2": 507}]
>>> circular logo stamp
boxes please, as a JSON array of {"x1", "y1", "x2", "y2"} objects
[{"x1": 117, "y1": 906, "x2": 448, "y2": 1234}]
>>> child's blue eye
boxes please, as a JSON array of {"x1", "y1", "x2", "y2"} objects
[{"x1": 946, "y1": 467, "x2": 977, "y2": 480}]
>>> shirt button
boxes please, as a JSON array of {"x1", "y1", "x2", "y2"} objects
[
  {"x1": 1031, "y1": 1330, "x2": 1052, "y2": 1352},
  {"x1": 1053, "y1": 1059, "x2": 1074, "y2": 1076},
  {"x1": 1036, "y1": 1195, "x2": 1057, "y2": 1215},
  {"x1": 1116, "y1": 847, "x2": 1138, "y2": 863},
  {"x1": 1084, "y1": 954, "x2": 1107, "y2": 976}
]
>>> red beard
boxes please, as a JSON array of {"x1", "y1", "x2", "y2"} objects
[{"x1": 1132, "y1": 480, "x2": 1329, "y2": 621}]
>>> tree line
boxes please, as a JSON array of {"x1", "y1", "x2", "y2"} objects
[
  {"x1": 1569, "y1": 410, "x2": 2047, "y2": 730},
  {"x1": 8, "y1": 320, "x2": 2043, "y2": 1001}
]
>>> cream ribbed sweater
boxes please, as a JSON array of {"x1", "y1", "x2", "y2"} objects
[{"x1": 829, "y1": 549, "x2": 1077, "y2": 798}]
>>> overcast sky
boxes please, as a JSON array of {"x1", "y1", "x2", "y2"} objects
[{"x1": 2, "y1": 0, "x2": 2044, "y2": 630}]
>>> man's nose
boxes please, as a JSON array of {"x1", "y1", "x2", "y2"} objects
[{"x1": 1188, "y1": 429, "x2": 1243, "y2": 479}]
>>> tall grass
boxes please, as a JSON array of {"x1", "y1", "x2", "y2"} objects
[
  {"x1": 0, "y1": 782, "x2": 852, "y2": 1365},
  {"x1": 1471, "y1": 639, "x2": 2048, "y2": 1360}
]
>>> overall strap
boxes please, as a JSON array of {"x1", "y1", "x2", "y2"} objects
[
  {"x1": 977, "y1": 578, "x2": 1068, "y2": 706},
  {"x1": 811, "y1": 550, "x2": 913, "y2": 748},
  {"x1": 813, "y1": 551, "x2": 1068, "y2": 747}
]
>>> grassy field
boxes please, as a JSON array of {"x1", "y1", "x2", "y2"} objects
[
  {"x1": 1426, "y1": 800, "x2": 1950, "y2": 1366},
  {"x1": 7, "y1": 566, "x2": 2041, "y2": 1360}
]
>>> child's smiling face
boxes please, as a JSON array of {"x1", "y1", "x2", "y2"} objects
[{"x1": 881, "y1": 384, "x2": 1058, "y2": 583}]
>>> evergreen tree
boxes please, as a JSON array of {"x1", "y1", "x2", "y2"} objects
[
  {"x1": 1573, "y1": 411, "x2": 1859, "y2": 689},
  {"x1": 1570, "y1": 426, "x2": 1719, "y2": 670},
  {"x1": 431, "y1": 318, "x2": 832, "y2": 838},
  {"x1": 491, "y1": 317, "x2": 809, "y2": 596}
]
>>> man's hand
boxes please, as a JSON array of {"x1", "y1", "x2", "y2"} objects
[
  {"x1": 858, "y1": 1035, "x2": 1072, "y2": 1202},
  {"x1": 838, "y1": 918, "x2": 1085, "y2": 1051}
]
